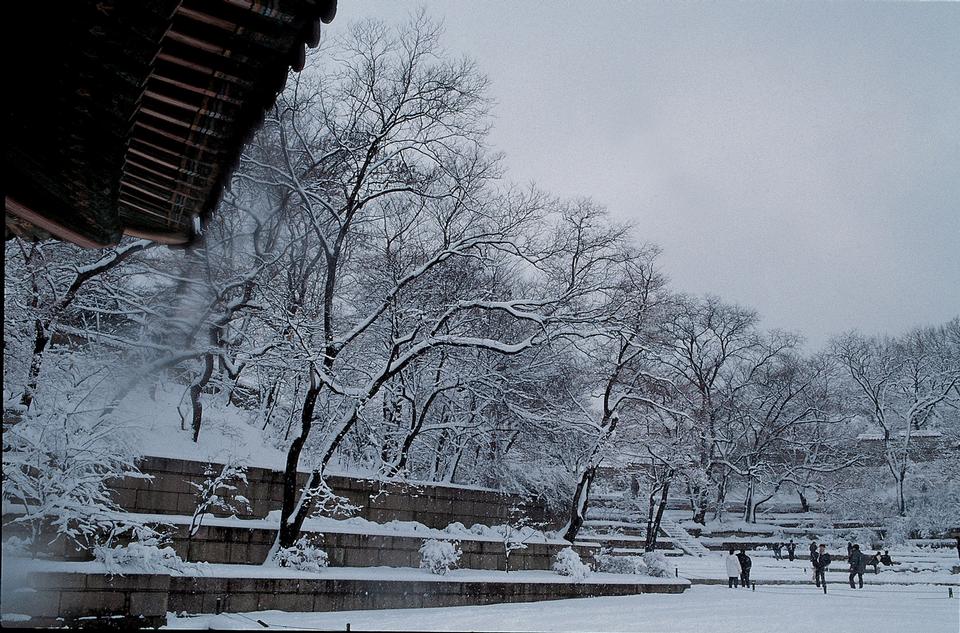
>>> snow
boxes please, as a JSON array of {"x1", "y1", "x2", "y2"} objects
[
  {"x1": 7, "y1": 557, "x2": 687, "y2": 585},
  {"x1": 551, "y1": 547, "x2": 591, "y2": 581},
  {"x1": 122, "y1": 385, "x2": 512, "y2": 494},
  {"x1": 164, "y1": 585, "x2": 960, "y2": 632},
  {"x1": 78, "y1": 510, "x2": 577, "y2": 547},
  {"x1": 419, "y1": 539, "x2": 462, "y2": 575},
  {"x1": 672, "y1": 552, "x2": 959, "y2": 586}
]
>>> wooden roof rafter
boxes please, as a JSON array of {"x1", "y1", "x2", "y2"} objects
[{"x1": 5, "y1": 0, "x2": 337, "y2": 248}]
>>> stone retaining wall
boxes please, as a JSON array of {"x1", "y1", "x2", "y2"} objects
[
  {"x1": 2, "y1": 571, "x2": 168, "y2": 629},
  {"x1": 172, "y1": 524, "x2": 597, "y2": 570},
  {"x1": 111, "y1": 456, "x2": 554, "y2": 528},
  {"x1": 2, "y1": 570, "x2": 687, "y2": 628},
  {"x1": 10, "y1": 521, "x2": 598, "y2": 571},
  {"x1": 168, "y1": 574, "x2": 686, "y2": 615}
]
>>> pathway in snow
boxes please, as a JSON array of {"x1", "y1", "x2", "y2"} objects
[{"x1": 165, "y1": 584, "x2": 959, "y2": 632}]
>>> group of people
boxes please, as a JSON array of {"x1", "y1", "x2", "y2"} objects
[
  {"x1": 728, "y1": 541, "x2": 900, "y2": 592},
  {"x1": 724, "y1": 548, "x2": 753, "y2": 588},
  {"x1": 814, "y1": 541, "x2": 899, "y2": 589},
  {"x1": 770, "y1": 540, "x2": 797, "y2": 561}
]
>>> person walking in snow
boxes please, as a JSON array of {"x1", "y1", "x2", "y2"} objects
[
  {"x1": 772, "y1": 542, "x2": 783, "y2": 560},
  {"x1": 737, "y1": 549, "x2": 753, "y2": 588},
  {"x1": 786, "y1": 539, "x2": 797, "y2": 561},
  {"x1": 848, "y1": 543, "x2": 867, "y2": 588},
  {"x1": 869, "y1": 551, "x2": 881, "y2": 574},
  {"x1": 725, "y1": 548, "x2": 742, "y2": 588},
  {"x1": 812, "y1": 543, "x2": 831, "y2": 590}
]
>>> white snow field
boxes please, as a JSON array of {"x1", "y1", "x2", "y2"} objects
[{"x1": 166, "y1": 584, "x2": 959, "y2": 632}]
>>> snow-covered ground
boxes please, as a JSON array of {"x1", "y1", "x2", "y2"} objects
[
  {"x1": 165, "y1": 584, "x2": 960, "y2": 632},
  {"x1": 673, "y1": 552, "x2": 959, "y2": 585}
]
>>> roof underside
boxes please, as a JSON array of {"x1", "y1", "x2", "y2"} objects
[{"x1": 5, "y1": 0, "x2": 336, "y2": 247}]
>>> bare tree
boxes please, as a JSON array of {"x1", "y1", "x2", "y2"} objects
[
  {"x1": 656, "y1": 295, "x2": 766, "y2": 524},
  {"x1": 833, "y1": 321, "x2": 960, "y2": 516}
]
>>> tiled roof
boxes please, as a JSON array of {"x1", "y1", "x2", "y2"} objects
[{"x1": 5, "y1": 0, "x2": 337, "y2": 247}]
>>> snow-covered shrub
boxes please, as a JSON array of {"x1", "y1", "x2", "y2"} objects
[
  {"x1": 419, "y1": 539, "x2": 461, "y2": 575},
  {"x1": 187, "y1": 461, "x2": 251, "y2": 538},
  {"x1": 274, "y1": 537, "x2": 329, "y2": 572},
  {"x1": 94, "y1": 541, "x2": 185, "y2": 574},
  {"x1": 642, "y1": 551, "x2": 672, "y2": 578},
  {"x1": 2, "y1": 372, "x2": 151, "y2": 554},
  {"x1": 552, "y1": 546, "x2": 591, "y2": 581},
  {"x1": 595, "y1": 552, "x2": 645, "y2": 575},
  {"x1": 443, "y1": 522, "x2": 467, "y2": 535}
]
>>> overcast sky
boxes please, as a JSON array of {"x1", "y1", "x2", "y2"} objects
[{"x1": 329, "y1": 2, "x2": 960, "y2": 349}]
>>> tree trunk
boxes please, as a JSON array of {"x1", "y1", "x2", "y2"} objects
[
  {"x1": 563, "y1": 466, "x2": 597, "y2": 543},
  {"x1": 20, "y1": 319, "x2": 49, "y2": 409},
  {"x1": 645, "y1": 479, "x2": 670, "y2": 552},
  {"x1": 277, "y1": 374, "x2": 321, "y2": 549},
  {"x1": 190, "y1": 352, "x2": 216, "y2": 442},
  {"x1": 798, "y1": 489, "x2": 810, "y2": 513},
  {"x1": 896, "y1": 475, "x2": 907, "y2": 517},
  {"x1": 742, "y1": 479, "x2": 754, "y2": 523},
  {"x1": 689, "y1": 482, "x2": 708, "y2": 525}
]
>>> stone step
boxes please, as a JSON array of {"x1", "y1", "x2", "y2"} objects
[
  {"x1": 8, "y1": 517, "x2": 598, "y2": 572},
  {"x1": 110, "y1": 456, "x2": 556, "y2": 531},
  {"x1": 9, "y1": 568, "x2": 690, "y2": 626}
]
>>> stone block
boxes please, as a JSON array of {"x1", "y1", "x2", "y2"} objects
[
  {"x1": 109, "y1": 487, "x2": 139, "y2": 510},
  {"x1": 337, "y1": 532, "x2": 360, "y2": 548},
  {"x1": 197, "y1": 541, "x2": 229, "y2": 564},
  {"x1": 128, "y1": 591, "x2": 168, "y2": 617},
  {"x1": 167, "y1": 591, "x2": 203, "y2": 614},
  {"x1": 58, "y1": 590, "x2": 125, "y2": 617},
  {"x1": 84, "y1": 574, "x2": 165, "y2": 591},
  {"x1": 4, "y1": 588, "x2": 60, "y2": 617},
  {"x1": 135, "y1": 489, "x2": 179, "y2": 514},
  {"x1": 259, "y1": 592, "x2": 313, "y2": 612},
  {"x1": 28, "y1": 572, "x2": 86, "y2": 590}
]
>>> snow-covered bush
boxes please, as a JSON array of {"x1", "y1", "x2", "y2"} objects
[
  {"x1": 642, "y1": 551, "x2": 672, "y2": 578},
  {"x1": 95, "y1": 541, "x2": 185, "y2": 574},
  {"x1": 2, "y1": 371, "x2": 150, "y2": 554},
  {"x1": 187, "y1": 461, "x2": 251, "y2": 538},
  {"x1": 419, "y1": 539, "x2": 461, "y2": 575},
  {"x1": 595, "y1": 552, "x2": 645, "y2": 575},
  {"x1": 552, "y1": 546, "x2": 591, "y2": 582},
  {"x1": 274, "y1": 537, "x2": 329, "y2": 572}
]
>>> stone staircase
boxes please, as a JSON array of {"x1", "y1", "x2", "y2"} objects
[
  {"x1": 660, "y1": 516, "x2": 709, "y2": 557},
  {"x1": 578, "y1": 504, "x2": 684, "y2": 558}
]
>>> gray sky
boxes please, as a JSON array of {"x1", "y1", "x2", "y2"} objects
[{"x1": 329, "y1": 2, "x2": 960, "y2": 349}]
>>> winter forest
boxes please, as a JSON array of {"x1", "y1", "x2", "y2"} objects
[{"x1": 3, "y1": 12, "x2": 959, "y2": 632}]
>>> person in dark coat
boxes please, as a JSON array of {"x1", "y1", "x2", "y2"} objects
[
  {"x1": 880, "y1": 550, "x2": 895, "y2": 566},
  {"x1": 869, "y1": 551, "x2": 881, "y2": 574},
  {"x1": 786, "y1": 539, "x2": 796, "y2": 561},
  {"x1": 809, "y1": 541, "x2": 817, "y2": 560},
  {"x1": 848, "y1": 544, "x2": 867, "y2": 588},
  {"x1": 812, "y1": 543, "x2": 831, "y2": 588},
  {"x1": 846, "y1": 541, "x2": 854, "y2": 558},
  {"x1": 725, "y1": 548, "x2": 742, "y2": 588},
  {"x1": 737, "y1": 549, "x2": 752, "y2": 588}
]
